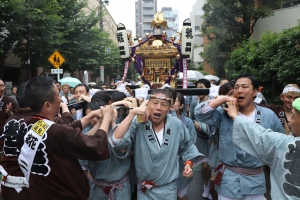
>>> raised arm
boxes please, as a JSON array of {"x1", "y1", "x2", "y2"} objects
[
  {"x1": 225, "y1": 101, "x2": 290, "y2": 166},
  {"x1": 99, "y1": 105, "x2": 113, "y2": 133},
  {"x1": 80, "y1": 108, "x2": 102, "y2": 129},
  {"x1": 208, "y1": 95, "x2": 236, "y2": 109},
  {"x1": 114, "y1": 105, "x2": 147, "y2": 139},
  {"x1": 60, "y1": 102, "x2": 70, "y2": 114},
  {"x1": 79, "y1": 94, "x2": 92, "y2": 103}
]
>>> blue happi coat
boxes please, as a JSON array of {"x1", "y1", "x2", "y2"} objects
[
  {"x1": 109, "y1": 114, "x2": 204, "y2": 199},
  {"x1": 233, "y1": 116, "x2": 300, "y2": 200},
  {"x1": 194, "y1": 102, "x2": 284, "y2": 198}
]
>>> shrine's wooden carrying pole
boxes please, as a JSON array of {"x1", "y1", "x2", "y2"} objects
[
  {"x1": 147, "y1": 88, "x2": 209, "y2": 96},
  {"x1": 103, "y1": 85, "x2": 209, "y2": 96},
  {"x1": 67, "y1": 88, "x2": 209, "y2": 111}
]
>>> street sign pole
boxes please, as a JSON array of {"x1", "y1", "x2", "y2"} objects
[
  {"x1": 57, "y1": 67, "x2": 60, "y2": 81},
  {"x1": 100, "y1": 66, "x2": 104, "y2": 84}
]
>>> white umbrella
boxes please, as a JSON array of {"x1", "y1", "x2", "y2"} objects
[
  {"x1": 88, "y1": 82, "x2": 97, "y2": 86},
  {"x1": 204, "y1": 75, "x2": 219, "y2": 81},
  {"x1": 177, "y1": 70, "x2": 204, "y2": 81}
]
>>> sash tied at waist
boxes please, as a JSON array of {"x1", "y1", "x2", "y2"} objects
[
  {"x1": 137, "y1": 179, "x2": 157, "y2": 193},
  {"x1": 0, "y1": 165, "x2": 29, "y2": 191},
  {"x1": 210, "y1": 163, "x2": 264, "y2": 186},
  {"x1": 224, "y1": 163, "x2": 264, "y2": 176},
  {"x1": 90, "y1": 174, "x2": 129, "y2": 200}
]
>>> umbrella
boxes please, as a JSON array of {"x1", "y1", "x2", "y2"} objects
[
  {"x1": 177, "y1": 70, "x2": 204, "y2": 81},
  {"x1": 88, "y1": 82, "x2": 97, "y2": 86},
  {"x1": 59, "y1": 77, "x2": 81, "y2": 88},
  {"x1": 204, "y1": 75, "x2": 219, "y2": 81}
]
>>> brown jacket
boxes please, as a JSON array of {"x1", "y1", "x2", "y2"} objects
[{"x1": 17, "y1": 117, "x2": 110, "y2": 200}]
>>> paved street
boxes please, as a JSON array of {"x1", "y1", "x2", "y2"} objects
[
  {"x1": 187, "y1": 171, "x2": 207, "y2": 200},
  {"x1": 187, "y1": 168, "x2": 272, "y2": 200}
]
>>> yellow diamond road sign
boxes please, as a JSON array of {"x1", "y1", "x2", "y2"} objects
[{"x1": 48, "y1": 51, "x2": 65, "y2": 69}]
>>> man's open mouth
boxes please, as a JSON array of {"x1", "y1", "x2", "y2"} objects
[
  {"x1": 237, "y1": 97, "x2": 244, "y2": 101},
  {"x1": 153, "y1": 113, "x2": 161, "y2": 119}
]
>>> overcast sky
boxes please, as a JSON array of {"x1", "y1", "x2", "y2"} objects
[{"x1": 106, "y1": 0, "x2": 197, "y2": 35}]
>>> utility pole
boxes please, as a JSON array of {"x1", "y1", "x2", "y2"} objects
[
  {"x1": 98, "y1": 0, "x2": 109, "y2": 84},
  {"x1": 98, "y1": 0, "x2": 109, "y2": 31}
]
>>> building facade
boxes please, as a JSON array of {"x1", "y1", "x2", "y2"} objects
[
  {"x1": 253, "y1": 3, "x2": 300, "y2": 40},
  {"x1": 135, "y1": 0, "x2": 158, "y2": 38},
  {"x1": 87, "y1": 0, "x2": 118, "y2": 43},
  {"x1": 161, "y1": 7, "x2": 179, "y2": 38},
  {"x1": 188, "y1": 0, "x2": 213, "y2": 73},
  {"x1": 188, "y1": 0, "x2": 300, "y2": 75}
]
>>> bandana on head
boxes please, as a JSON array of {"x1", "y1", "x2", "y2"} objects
[
  {"x1": 282, "y1": 84, "x2": 300, "y2": 95},
  {"x1": 292, "y1": 98, "x2": 300, "y2": 113},
  {"x1": 148, "y1": 95, "x2": 173, "y2": 104}
]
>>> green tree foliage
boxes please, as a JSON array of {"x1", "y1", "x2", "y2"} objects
[
  {"x1": 0, "y1": 0, "x2": 61, "y2": 78},
  {"x1": 226, "y1": 22, "x2": 300, "y2": 103},
  {"x1": 1, "y1": 0, "x2": 122, "y2": 82},
  {"x1": 201, "y1": 0, "x2": 281, "y2": 78},
  {"x1": 54, "y1": 0, "x2": 122, "y2": 81}
]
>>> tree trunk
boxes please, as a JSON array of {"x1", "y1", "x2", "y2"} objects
[{"x1": 241, "y1": 0, "x2": 254, "y2": 39}]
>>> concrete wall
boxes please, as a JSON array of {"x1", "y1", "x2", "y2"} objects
[
  {"x1": 253, "y1": 5, "x2": 300, "y2": 40},
  {"x1": 193, "y1": 46, "x2": 204, "y2": 63}
]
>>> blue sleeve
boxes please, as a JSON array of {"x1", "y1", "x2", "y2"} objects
[
  {"x1": 194, "y1": 101, "x2": 222, "y2": 128},
  {"x1": 186, "y1": 118, "x2": 197, "y2": 144},
  {"x1": 178, "y1": 124, "x2": 204, "y2": 167},
  {"x1": 108, "y1": 117, "x2": 138, "y2": 158},
  {"x1": 232, "y1": 116, "x2": 294, "y2": 167}
]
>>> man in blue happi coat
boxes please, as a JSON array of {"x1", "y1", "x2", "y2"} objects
[
  {"x1": 194, "y1": 74, "x2": 284, "y2": 200},
  {"x1": 109, "y1": 89, "x2": 204, "y2": 199}
]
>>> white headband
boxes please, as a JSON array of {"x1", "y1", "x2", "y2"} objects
[{"x1": 282, "y1": 85, "x2": 300, "y2": 95}]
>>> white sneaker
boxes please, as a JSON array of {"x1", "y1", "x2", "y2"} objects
[{"x1": 202, "y1": 182, "x2": 211, "y2": 198}]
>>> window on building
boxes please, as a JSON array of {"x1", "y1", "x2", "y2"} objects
[
  {"x1": 143, "y1": 15, "x2": 153, "y2": 19},
  {"x1": 163, "y1": 11, "x2": 172, "y2": 17},
  {"x1": 195, "y1": 26, "x2": 200, "y2": 31},
  {"x1": 168, "y1": 22, "x2": 174, "y2": 28},
  {"x1": 143, "y1": 0, "x2": 153, "y2": 3},
  {"x1": 143, "y1": 7, "x2": 154, "y2": 11}
]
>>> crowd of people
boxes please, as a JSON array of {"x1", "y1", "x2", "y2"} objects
[{"x1": 0, "y1": 74, "x2": 299, "y2": 200}]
